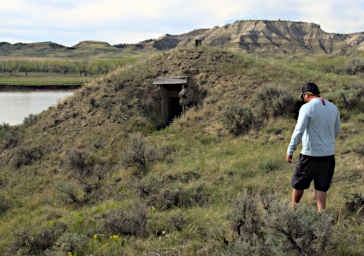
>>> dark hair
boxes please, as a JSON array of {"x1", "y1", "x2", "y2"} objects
[{"x1": 301, "y1": 82, "x2": 320, "y2": 96}]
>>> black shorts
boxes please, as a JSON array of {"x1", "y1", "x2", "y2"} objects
[{"x1": 291, "y1": 154, "x2": 335, "y2": 192}]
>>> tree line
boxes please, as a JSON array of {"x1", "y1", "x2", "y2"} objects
[{"x1": 0, "y1": 58, "x2": 134, "y2": 76}]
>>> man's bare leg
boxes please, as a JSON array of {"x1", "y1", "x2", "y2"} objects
[
  {"x1": 315, "y1": 190, "x2": 327, "y2": 212},
  {"x1": 291, "y1": 189, "x2": 304, "y2": 208}
]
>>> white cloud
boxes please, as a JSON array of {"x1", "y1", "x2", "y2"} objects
[
  {"x1": 296, "y1": 0, "x2": 364, "y2": 33},
  {"x1": 180, "y1": 0, "x2": 304, "y2": 28},
  {"x1": 0, "y1": 37, "x2": 32, "y2": 44},
  {"x1": 100, "y1": 31, "x2": 164, "y2": 45},
  {"x1": 1, "y1": 0, "x2": 364, "y2": 45},
  {"x1": 0, "y1": 0, "x2": 26, "y2": 11},
  {"x1": 25, "y1": 0, "x2": 169, "y2": 27}
]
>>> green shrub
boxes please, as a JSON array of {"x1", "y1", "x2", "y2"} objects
[
  {"x1": 168, "y1": 211, "x2": 188, "y2": 232},
  {"x1": 100, "y1": 202, "x2": 148, "y2": 237},
  {"x1": 164, "y1": 170, "x2": 201, "y2": 183},
  {"x1": 137, "y1": 176, "x2": 209, "y2": 210},
  {"x1": 0, "y1": 123, "x2": 11, "y2": 139},
  {"x1": 345, "y1": 58, "x2": 364, "y2": 75},
  {"x1": 353, "y1": 143, "x2": 364, "y2": 155},
  {"x1": 0, "y1": 123, "x2": 21, "y2": 150},
  {"x1": 55, "y1": 180, "x2": 86, "y2": 205},
  {"x1": 147, "y1": 210, "x2": 189, "y2": 237},
  {"x1": 149, "y1": 183, "x2": 210, "y2": 210},
  {"x1": 222, "y1": 105, "x2": 254, "y2": 135},
  {"x1": 149, "y1": 144, "x2": 178, "y2": 164},
  {"x1": 61, "y1": 149, "x2": 111, "y2": 205},
  {"x1": 121, "y1": 133, "x2": 148, "y2": 175},
  {"x1": 345, "y1": 193, "x2": 364, "y2": 215},
  {"x1": 137, "y1": 176, "x2": 163, "y2": 199},
  {"x1": 258, "y1": 158, "x2": 282, "y2": 173},
  {"x1": 326, "y1": 82, "x2": 364, "y2": 111},
  {"x1": 65, "y1": 149, "x2": 95, "y2": 175},
  {"x1": 252, "y1": 84, "x2": 298, "y2": 120},
  {"x1": 66, "y1": 150, "x2": 101, "y2": 186},
  {"x1": 122, "y1": 137, "x2": 171, "y2": 169},
  {"x1": 11, "y1": 146, "x2": 43, "y2": 168},
  {"x1": 12, "y1": 222, "x2": 66, "y2": 255},
  {"x1": 0, "y1": 194, "x2": 11, "y2": 215},
  {"x1": 227, "y1": 191, "x2": 266, "y2": 255},
  {"x1": 23, "y1": 113, "x2": 40, "y2": 127},
  {"x1": 263, "y1": 200, "x2": 333, "y2": 256},
  {"x1": 226, "y1": 192, "x2": 334, "y2": 256},
  {"x1": 46, "y1": 232, "x2": 89, "y2": 256}
]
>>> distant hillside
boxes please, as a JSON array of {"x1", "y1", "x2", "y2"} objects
[
  {"x1": 72, "y1": 41, "x2": 112, "y2": 49},
  {"x1": 0, "y1": 40, "x2": 134, "y2": 58},
  {"x1": 1, "y1": 20, "x2": 364, "y2": 57},
  {"x1": 0, "y1": 41, "x2": 68, "y2": 57}
]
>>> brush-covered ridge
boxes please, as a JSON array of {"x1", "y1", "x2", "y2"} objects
[{"x1": 0, "y1": 48, "x2": 363, "y2": 255}]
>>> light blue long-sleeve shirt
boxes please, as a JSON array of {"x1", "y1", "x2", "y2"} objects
[{"x1": 287, "y1": 98, "x2": 341, "y2": 156}]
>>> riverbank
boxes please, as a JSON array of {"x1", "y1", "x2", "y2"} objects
[
  {"x1": 0, "y1": 72, "x2": 92, "y2": 89},
  {"x1": 0, "y1": 83, "x2": 81, "y2": 90}
]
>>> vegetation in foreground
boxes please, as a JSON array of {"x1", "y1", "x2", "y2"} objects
[{"x1": 0, "y1": 48, "x2": 363, "y2": 255}]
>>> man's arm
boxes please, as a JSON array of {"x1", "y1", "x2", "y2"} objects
[
  {"x1": 286, "y1": 106, "x2": 310, "y2": 162},
  {"x1": 335, "y1": 110, "x2": 341, "y2": 137},
  {"x1": 285, "y1": 154, "x2": 293, "y2": 163}
]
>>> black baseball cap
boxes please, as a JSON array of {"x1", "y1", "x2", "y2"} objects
[{"x1": 301, "y1": 82, "x2": 320, "y2": 99}]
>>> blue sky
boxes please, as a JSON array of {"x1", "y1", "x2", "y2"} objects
[{"x1": 1, "y1": 0, "x2": 364, "y2": 46}]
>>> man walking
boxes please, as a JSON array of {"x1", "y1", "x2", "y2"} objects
[{"x1": 286, "y1": 82, "x2": 341, "y2": 212}]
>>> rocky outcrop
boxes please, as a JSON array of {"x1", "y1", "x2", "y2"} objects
[{"x1": 149, "y1": 20, "x2": 363, "y2": 55}]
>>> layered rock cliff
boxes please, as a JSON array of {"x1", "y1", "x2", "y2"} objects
[{"x1": 149, "y1": 20, "x2": 364, "y2": 55}]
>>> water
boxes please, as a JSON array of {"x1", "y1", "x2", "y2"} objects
[{"x1": 0, "y1": 90, "x2": 75, "y2": 125}]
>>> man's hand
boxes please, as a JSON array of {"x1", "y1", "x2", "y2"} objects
[{"x1": 285, "y1": 154, "x2": 293, "y2": 163}]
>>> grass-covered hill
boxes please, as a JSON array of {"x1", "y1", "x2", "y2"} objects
[
  {"x1": 0, "y1": 48, "x2": 364, "y2": 255},
  {"x1": 0, "y1": 41, "x2": 146, "y2": 58}
]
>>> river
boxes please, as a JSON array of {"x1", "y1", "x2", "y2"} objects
[{"x1": 0, "y1": 90, "x2": 75, "y2": 125}]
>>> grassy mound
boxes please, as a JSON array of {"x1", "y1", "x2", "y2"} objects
[{"x1": 0, "y1": 48, "x2": 363, "y2": 255}]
